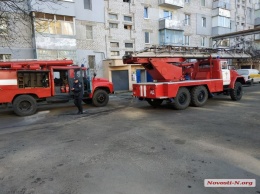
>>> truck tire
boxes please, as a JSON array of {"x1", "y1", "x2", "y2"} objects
[
  {"x1": 92, "y1": 89, "x2": 109, "y2": 107},
  {"x1": 230, "y1": 82, "x2": 243, "y2": 101},
  {"x1": 147, "y1": 99, "x2": 163, "y2": 107},
  {"x1": 173, "y1": 87, "x2": 191, "y2": 110},
  {"x1": 190, "y1": 86, "x2": 208, "y2": 107},
  {"x1": 13, "y1": 95, "x2": 37, "y2": 116}
]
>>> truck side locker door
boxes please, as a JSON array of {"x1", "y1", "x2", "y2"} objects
[{"x1": 221, "y1": 61, "x2": 231, "y2": 86}]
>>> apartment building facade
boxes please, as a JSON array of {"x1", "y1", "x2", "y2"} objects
[{"x1": 0, "y1": 0, "x2": 106, "y2": 76}]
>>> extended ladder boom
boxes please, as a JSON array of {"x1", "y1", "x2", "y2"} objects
[{"x1": 123, "y1": 45, "x2": 252, "y2": 63}]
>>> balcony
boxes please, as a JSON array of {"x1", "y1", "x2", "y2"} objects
[
  {"x1": 158, "y1": 0, "x2": 184, "y2": 9},
  {"x1": 159, "y1": 18, "x2": 184, "y2": 30},
  {"x1": 254, "y1": 34, "x2": 260, "y2": 40},
  {"x1": 255, "y1": 3, "x2": 260, "y2": 10},
  {"x1": 212, "y1": 26, "x2": 231, "y2": 36},
  {"x1": 212, "y1": 8, "x2": 231, "y2": 17},
  {"x1": 255, "y1": 18, "x2": 260, "y2": 26},
  {"x1": 212, "y1": 0, "x2": 231, "y2": 10}
]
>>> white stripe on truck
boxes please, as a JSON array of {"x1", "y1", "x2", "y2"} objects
[{"x1": 0, "y1": 79, "x2": 17, "y2": 85}]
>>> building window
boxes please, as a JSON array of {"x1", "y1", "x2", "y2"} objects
[
  {"x1": 109, "y1": 14, "x2": 118, "y2": 20},
  {"x1": 145, "y1": 32, "x2": 150, "y2": 44},
  {"x1": 201, "y1": 37, "x2": 206, "y2": 46},
  {"x1": 35, "y1": 13, "x2": 74, "y2": 35},
  {"x1": 124, "y1": 24, "x2": 132, "y2": 30},
  {"x1": 125, "y1": 43, "x2": 133, "y2": 48},
  {"x1": 109, "y1": 23, "x2": 118, "y2": 28},
  {"x1": 110, "y1": 42, "x2": 119, "y2": 48},
  {"x1": 201, "y1": 0, "x2": 205, "y2": 6},
  {"x1": 163, "y1": 10, "x2": 172, "y2": 19},
  {"x1": 86, "y1": 25, "x2": 93, "y2": 39},
  {"x1": 125, "y1": 51, "x2": 133, "y2": 55},
  {"x1": 123, "y1": 0, "x2": 130, "y2": 2},
  {"x1": 111, "y1": 51, "x2": 120, "y2": 56},
  {"x1": 248, "y1": 8, "x2": 252, "y2": 19},
  {"x1": 184, "y1": 35, "x2": 190, "y2": 45},
  {"x1": 144, "y1": 7, "x2": 149, "y2": 19},
  {"x1": 84, "y1": 0, "x2": 92, "y2": 10},
  {"x1": 202, "y1": 17, "x2": 206, "y2": 27},
  {"x1": 124, "y1": 16, "x2": 132, "y2": 22},
  {"x1": 0, "y1": 19, "x2": 8, "y2": 35},
  {"x1": 185, "y1": 14, "x2": 190, "y2": 25},
  {"x1": 237, "y1": 4, "x2": 240, "y2": 8},
  {"x1": 88, "y1": 55, "x2": 95, "y2": 69},
  {"x1": 185, "y1": 0, "x2": 190, "y2": 3},
  {"x1": 0, "y1": 54, "x2": 11, "y2": 61}
]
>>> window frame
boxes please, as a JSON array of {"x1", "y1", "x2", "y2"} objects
[
  {"x1": 202, "y1": 17, "x2": 206, "y2": 27},
  {"x1": 84, "y1": 0, "x2": 92, "y2": 10},
  {"x1": 86, "y1": 25, "x2": 93, "y2": 40},
  {"x1": 124, "y1": 16, "x2": 132, "y2": 22},
  {"x1": 144, "y1": 7, "x2": 149, "y2": 19},
  {"x1": 201, "y1": 37, "x2": 206, "y2": 47},
  {"x1": 145, "y1": 32, "x2": 150, "y2": 44},
  {"x1": 185, "y1": 14, "x2": 190, "y2": 25},
  {"x1": 125, "y1": 43, "x2": 133, "y2": 48},
  {"x1": 109, "y1": 13, "x2": 118, "y2": 20},
  {"x1": 109, "y1": 23, "x2": 118, "y2": 28},
  {"x1": 110, "y1": 42, "x2": 119, "y2": 48},
  {"x1": 35, "y1": 13, "x2": 75, "y2": 36},
  {"x1": 184, "y1": 35, "x2": 190, "y2": 45}
]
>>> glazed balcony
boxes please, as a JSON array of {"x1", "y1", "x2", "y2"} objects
[{"x1": 158, "y1": 0, "x2": 184, "y2": 9}]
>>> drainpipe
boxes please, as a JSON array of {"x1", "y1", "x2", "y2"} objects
[{"x1": 27, "y1": 0, "x2": 37, "y2": 59}]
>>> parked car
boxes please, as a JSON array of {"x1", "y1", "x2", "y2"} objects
[{"x1": 236, "y1": 69, "x2": 260, "y2": 85}]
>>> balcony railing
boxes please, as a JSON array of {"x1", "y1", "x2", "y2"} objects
[
  {"x1": 158, "y1": 0, "x2": 184, "y2": 9},
  {"x1": 212, "y1": 26, "x2": 231, "y2": 36},
  {"x1": 255, "y1": 3, "x2": 260, "y2": 10},
  {"x1": 212, "y1": 0, "x2": 231, "y2": 10},
  {"x1": 159, "y1": 18, "x2": 184, "y2": 30},
  {"x1": 255, "y1": 18, "x2": 260, "y2": 26}
]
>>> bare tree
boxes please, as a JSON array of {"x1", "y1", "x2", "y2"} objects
[{"x1": 0, "y1": 0, "x2": 60, "y2": 49}]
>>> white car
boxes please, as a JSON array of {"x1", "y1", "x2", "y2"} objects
[{"x1": 237, "y1": 69, "x2": 260, "y2": 85}]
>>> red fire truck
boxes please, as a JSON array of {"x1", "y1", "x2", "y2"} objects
[
  {"x1": 0, "y1": 59, "x2": 114, "y2": 116},
  {"x1": 123, "y1": 46, "x2": 249, "y2": 110}
]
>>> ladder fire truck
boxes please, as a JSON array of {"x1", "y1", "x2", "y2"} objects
[
  {"x1": 0, "y1": 59, "x2": 114, "y2": 116},
  {"x1": 123, "y1": 46, "x2": 252, "y2": 110}
]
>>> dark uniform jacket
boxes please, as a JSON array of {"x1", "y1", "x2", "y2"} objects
[{"x1": 73, "y1": 81, "x2": 83, "y2": 99}]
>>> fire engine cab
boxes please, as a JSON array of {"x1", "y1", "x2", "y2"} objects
[
  {"x1": 0, "y1": 59, "x2": 114, "y2": 116},
  {"x1": 123, "y1": 46, "x2": 249, "y2": 110}
]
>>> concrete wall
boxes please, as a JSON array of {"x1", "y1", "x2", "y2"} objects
[
  {"x1": 29, "y1": 0, "x2": 75, "y2": 16},
  {"x1": 75, "y1": 0, "x2": 104, "y2": 22}
]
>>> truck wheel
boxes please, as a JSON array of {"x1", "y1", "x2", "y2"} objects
[
  {"x1": 147, "y1": 99, "x2": 163, "y2": 107},
  {"x1": 13, "y1": 95, "x2": 37, "y2": 116},
  {"x1": 230, "y1": 82, "x2": 243, "y2": 101},
  {"x1": 191, "y1": 86, "x2": 208, "y2": 107},
  {"x1": 92, "y1": 89, "x2": 109, "y2": 107},
  {"x1": 173, "y1": 87, "x2": 190, "y2": 110}
]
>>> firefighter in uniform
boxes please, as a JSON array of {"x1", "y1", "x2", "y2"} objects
[{"x1": 71, "y1": 78, "x2": 83, "y2": 114}]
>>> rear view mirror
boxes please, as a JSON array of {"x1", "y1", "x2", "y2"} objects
[{"x1": 93, "y1": 73, "x2": 97, "y2": 77}]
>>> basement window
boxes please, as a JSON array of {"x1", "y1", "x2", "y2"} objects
[{"x1": 123, "y1": 0, "x2": 130, "y2": 2}]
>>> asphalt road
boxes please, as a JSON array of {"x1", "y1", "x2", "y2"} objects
[{"x1": 0, "y1": 85, "x2": 259, "y2": 194}]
